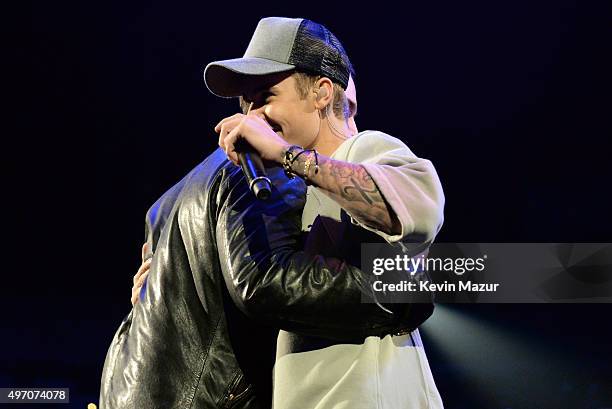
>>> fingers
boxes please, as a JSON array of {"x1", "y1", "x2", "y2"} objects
[
  {"x1": 224, "y1": 126, "x2": 241, "y2": 164},
  {"x1": 133, "y1": 243, "x2": 152, "y2": 306},
  {"x1": 215, "y1": 114, "x2": 270, "y2": 164},
  {"x1": 218, "y1": 122, "x2": 234, "y2": 151},
  {"x1": 217, "y1": 117, "x2": 239, "y2": 150},
  {"x1": 135, "y1": 270, "x2": 150, "y2": 288},
  {"x1": 214, "y1": 113, "x2": 244, "y2": 133},
  {"x1": 133, "y1": 258, "x2": 152, "y2": 285},
  {"x1": 131, "y1": 278, "x2": 147, "y2": 306},
  {"x1": 131, "y1": 269, "x2": 150, "y2": 306},
  {"x1": 218, "y1": 118, "x2": 244, "y2": 164}
]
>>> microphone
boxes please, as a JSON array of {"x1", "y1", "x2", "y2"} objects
[{"x1": 235, "y1": 139, "x2": 272, "y2": 201}]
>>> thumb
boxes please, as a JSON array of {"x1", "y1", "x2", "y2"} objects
[{"x1": 142, "y1": 242, "x2": 149, "y2": 262}]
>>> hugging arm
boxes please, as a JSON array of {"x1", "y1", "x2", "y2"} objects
[{"x1": 216, "y1": 167, "x2": 431, "y2": 341}]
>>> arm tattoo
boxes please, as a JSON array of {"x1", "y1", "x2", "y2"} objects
[{"x1": 288, "y1": 151, "x2": 401, "y2": 235}]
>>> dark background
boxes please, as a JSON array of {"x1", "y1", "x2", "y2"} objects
[{"x1": 7, "y1": 0, "x2": 611, "y2": 407}]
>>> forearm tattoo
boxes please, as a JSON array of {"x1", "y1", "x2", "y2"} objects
[{"x1": 287, "y1": 151, "x2": 401, "y2": 235}]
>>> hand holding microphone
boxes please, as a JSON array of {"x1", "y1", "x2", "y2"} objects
[{"x1": 214, "y1": 103, "x2": 291, "y2": 200}]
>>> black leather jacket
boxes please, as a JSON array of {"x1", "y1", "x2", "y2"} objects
[{"x1": 99, "y1": 148, "x2": 432, "y2": 408}]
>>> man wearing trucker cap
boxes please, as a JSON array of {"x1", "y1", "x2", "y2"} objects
[
  {"x1": 207, "y1": 17, "x2": 445, "y2": 409},
  {"x1": 128, "y1": 74, "x2": 359, "y2": 309}
]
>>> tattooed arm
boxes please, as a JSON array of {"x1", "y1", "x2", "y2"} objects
[{"x1": 285, "y1": 150, "x2": 402, "y2": 236}]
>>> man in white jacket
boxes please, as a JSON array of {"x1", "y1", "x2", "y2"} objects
[{"x1": 207, "y1": 17, "x2": 446, "y2": 409}]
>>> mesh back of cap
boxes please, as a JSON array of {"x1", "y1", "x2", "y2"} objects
[{"x1": 288, "y1": 19, "x2": 353, "y2": 89}]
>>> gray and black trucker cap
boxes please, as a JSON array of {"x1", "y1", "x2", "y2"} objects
[{"x1": 204, "y1": 17, "x2": 353, "y2": 97}]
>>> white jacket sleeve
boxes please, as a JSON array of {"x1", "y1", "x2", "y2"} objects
[{"x1": 343, "y1": 131, "x2": 445, "y2": 244}]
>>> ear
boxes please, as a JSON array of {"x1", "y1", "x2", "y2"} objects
[{"x1": 313, "y1": 77, "x2": 334, "y2": 110}]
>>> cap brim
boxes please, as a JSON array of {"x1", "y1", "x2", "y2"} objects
[{"x1": 204, "y1": 57, "x2": 296, "y2": 97}]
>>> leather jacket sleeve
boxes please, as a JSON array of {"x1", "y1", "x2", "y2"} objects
[{"x1": 216, "y1": 166, "x2": 432, "y2": 341}]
